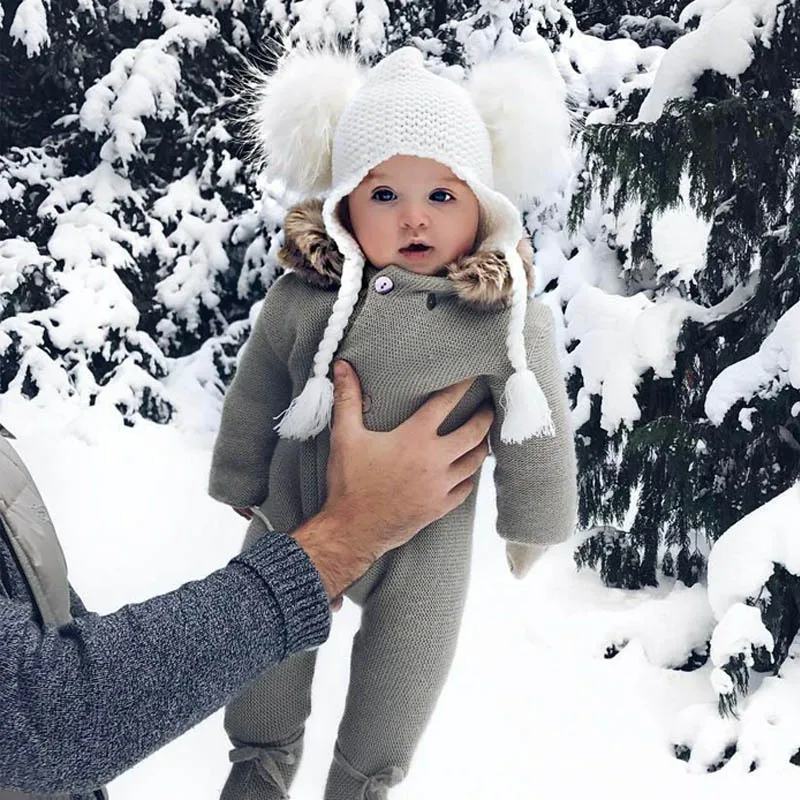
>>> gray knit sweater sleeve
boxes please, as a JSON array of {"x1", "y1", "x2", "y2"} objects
[
  {"x1": 0, "y1": 531, "x2": 330, "y2": 796},
  {"x1": 488, "y1": 300, "x2": 578, "y2": 546},
  {"x1": 209, "y1": 292, "x2": 294, "y2": 508}
]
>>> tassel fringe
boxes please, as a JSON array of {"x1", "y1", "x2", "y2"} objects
[
  {"x1": 500, "y1": 368, "x2": 555, "y2": 443},
  {"x1": 274, "y1": 375, "x2": 334, "y2": 440}
]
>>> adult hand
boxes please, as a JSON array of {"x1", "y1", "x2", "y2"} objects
[{"x1": 292, "y1": 360, "x2": 493, "y2": 600}]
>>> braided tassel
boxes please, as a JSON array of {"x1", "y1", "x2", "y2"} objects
[
  {"x1": 499, "y1": 244, "x2": 555, "y2": 443},
  {"x1": 274, "y1": 193, "x2": 365, "y2": 441}
]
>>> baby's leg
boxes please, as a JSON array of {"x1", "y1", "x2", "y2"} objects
[
  {"x1": 325, "y1": 500, "x2": 475, "y2": 800},
  {"x1": 220, "y1": 648, "x2": 317, "y2": 800},
  {"x1": 221, "y1": 519, "x2": 318, "y2": 800}
]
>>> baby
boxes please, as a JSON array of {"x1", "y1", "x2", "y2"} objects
[{"x1": 209, "y1": 46, "x2": 577, "y2": 800}]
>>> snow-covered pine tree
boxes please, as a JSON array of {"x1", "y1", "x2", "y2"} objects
[
  {"x1": 0, "y1": 0, "x2": 293, "y2": 422},
  {"x1": 569, "y1": 0, "x2": 800, "y2": 610}
]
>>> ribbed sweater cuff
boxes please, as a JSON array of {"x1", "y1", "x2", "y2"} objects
[{"x1": 235, "y1": 532, "x2": 331, "y2": 656}]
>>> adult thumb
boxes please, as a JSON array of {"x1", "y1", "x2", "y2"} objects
[{"x1": 331, "y1": 360, "x2": 364, "y2": 434}]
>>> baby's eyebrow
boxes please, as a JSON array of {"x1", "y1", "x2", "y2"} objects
[{"x1": 365, "y1": 169, "x2": 465, "y2": 185}]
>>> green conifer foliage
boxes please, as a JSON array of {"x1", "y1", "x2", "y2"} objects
[
  {"x1": 1, "y1": 0, "x2": 278, "y2": 420},
  {"x1": 570, "y1": 1, "x2": 800, "y2": 592},
  {"x1": 570, "y1": 0, "x2": 688, "y2": 45}
]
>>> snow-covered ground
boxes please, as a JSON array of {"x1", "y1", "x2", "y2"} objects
[{"x1": 5, "y1": 400, "x2": 800, "y2": 799}]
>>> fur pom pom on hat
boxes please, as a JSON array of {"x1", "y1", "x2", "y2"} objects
[
  {"x1": 247, "y1": 46, "x2": 366, "y2": 195},
  {"x1": 252, "y1": 44, "x2": 569, "y2": 444}
]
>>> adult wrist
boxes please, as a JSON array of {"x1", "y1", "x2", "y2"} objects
[{"x1": 292, "y1": 505, "x2": 380, "y2": 600}]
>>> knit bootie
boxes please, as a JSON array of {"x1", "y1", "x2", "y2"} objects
[
  {"x1": 220, "y1": 732, "x2": 304, "y2": 800},
  {"x1": 323, "y1": 743, "x2": 404, "y2": 800}
]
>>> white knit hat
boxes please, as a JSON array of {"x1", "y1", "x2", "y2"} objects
[{"x1": 250, "y1": 43, "x2": 571, "y2": 443}]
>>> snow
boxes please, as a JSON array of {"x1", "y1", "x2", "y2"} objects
[
  {"x1": 288, "y1": 0, "x2": 388, "y2": 51},
  {"x1": 638, "y1": 0, "x2": 781, "y2": 122},
  {"x1": 79, "y1": 10, "x2": 218, "y2": 165},
  {"x1": 732, "y1": 655, "x2": 800, "y2": 770},
  {"x1": 5, "y1": 406, "x2": 800, "y2": 797},
  {"x1": 357, "y1": 0, "x2": 390, "y2": 56},
  {"x1": 705, "y1": 300, "x2": 800, "y2": 425},
  {"x1": 0, "y1": 238, "x2": 51, "y2": 294},
  {"x1": 670, "y1": 702, "x2": 740, "y2": 773},
  {"x1": 702, "y1": 485, "x2": 800, "y2": 723},
  {"x1": 560, "y1": 29, "x2": 664, "y2": 109},
  {"x1": 709, "y1": 602, "x2": 773, "y2": 675},
  {"x1": 152, "y1": 172, "x2": 234, "y2": 330},
  {"x1": 81, "y1": 48, "x2": 183, "y2": 164},
  {"x1": 0, "y1": 148, "x2": 61, "y2": 206},
  {"x1": 738, "y1": 407, "x2": 755, "y2": 431},
  {"x1": 48, "y1": 264, "x2": 139, "y2": 350},
  {"x1": 651, "y1": 176, "x2": 712, "y2": 286},
  {"x1": 706, "y1": 482, "x2": 800, "y2": 619},
  {"x1": 118, "y1": 0, "x2": 154, "y2": 22},
  {"x1": 564, "y1": 286, "x2": 697, "y2": 432},
  {"x1": 10, "y1": 0, "x2": 50, "y2": 58}
]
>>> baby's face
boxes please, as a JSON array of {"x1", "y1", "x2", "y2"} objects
[{"x1": 346, "y1": 155, "x2": 480, "y2": 275}]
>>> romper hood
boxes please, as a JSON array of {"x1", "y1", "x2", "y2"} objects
[{"x1": 278, "y1": 199, "x2": 535, "y2": 311}]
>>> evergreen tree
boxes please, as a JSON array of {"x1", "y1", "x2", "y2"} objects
[
  {"x1": 1, "y1": 0, "x2": 288, "y2": 420},
  {"x1": 570, "y1": 0, "x2": 799, "y2": 626}
]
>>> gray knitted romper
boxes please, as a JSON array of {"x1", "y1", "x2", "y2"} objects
[{"x1": 208, "y1": 201, "x2": 577, "y2": 800}]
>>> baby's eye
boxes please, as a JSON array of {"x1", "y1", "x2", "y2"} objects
[
  {"x1": 430, "y1": 189, "x2": 454, "y2": 203},
  {"x1": 371, "y1": 188, "x2": 396, "y2": 202}
]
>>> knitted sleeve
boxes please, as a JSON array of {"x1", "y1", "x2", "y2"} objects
[
  {"x1": 487, "y1": 301, "x2": 578, "y2": 546},
  {"x1": 0, "y1": 532, "x2": 329, "y2": 795},
  {"x1": 208, "y1": 293, "x2": 294, "y2": 509}
]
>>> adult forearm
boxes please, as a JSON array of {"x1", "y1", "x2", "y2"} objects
[{"x1": 0, "y1": 533, "x2": 329, "y2": 795}]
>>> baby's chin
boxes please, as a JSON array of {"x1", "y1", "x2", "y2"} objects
[
  {"x1": 396, "y1": 261, "x2": 448, "y2": 276},
  {"x1": 376, "y1": 250, "x2": 462, "y2": 276}
]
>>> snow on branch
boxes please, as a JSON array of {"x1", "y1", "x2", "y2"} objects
[
  {"x1": 709, "y1": 602, "x2": 774, "y2": 716},
  {"x1": 118, "y1": 0, "x2": 155, "y2": 22},
  {"x1": 152, "y1": 172, "x2": 233, "y2": 333},
  {"x1": 707, "y1": 483, "x2": 800, "y2": 618},
  {"x1": 705, "y1": 301, "x2": 800, "y2": 425},
  {"x1": 638, "y1": 0, "x2": 782, "y2": 122},
  {"x1": 10, "y1": 0, "x2": 50, "y2": 58},
  {"x1": 706, "y1": 484, "x2": 800, "y2": 714},
  {"x1": 284, "y1": 0, "x2": 389, "y2": 55},
  {"x1": 79, "y1": 5, "x2": 218, "y2": 165}
]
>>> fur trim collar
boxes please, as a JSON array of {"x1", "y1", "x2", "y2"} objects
[{"x1": 278, "y1": 199, "x2": 535, "y2": 311}]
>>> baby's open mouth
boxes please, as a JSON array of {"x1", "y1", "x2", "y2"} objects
[{"x1": 400, "y1": 243, "x2": 432, "y2": 253}]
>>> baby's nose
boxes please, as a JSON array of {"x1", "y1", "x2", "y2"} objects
[{"x1": 400, "y1": 205, "x2": 430, "y2": 229}]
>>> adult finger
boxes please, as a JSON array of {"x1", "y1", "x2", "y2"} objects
[
  {"x1": 449, "y1": 437, "x2": 490, "y2": 486},
  {"x1": 447, "y1": 474, "x2": 477, "y2": 508},
  {"x1": 441, "y1": 402, "x2": 494, "y2": 461},
  {"x1": 331, "y1": 360, "x2": 364, "y2": 437},
  {"x1": 402, "y1": 377, "x2": 476, "y2": 435}
]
